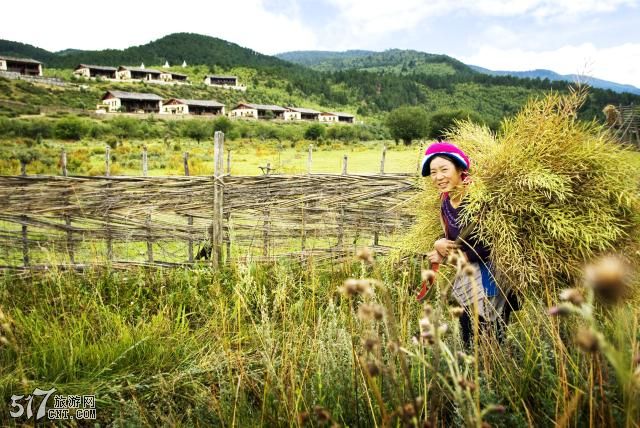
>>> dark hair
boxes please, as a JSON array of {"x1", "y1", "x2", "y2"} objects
[{"x1": 430, "y1": 154, "x2": 465, "y2": 172}]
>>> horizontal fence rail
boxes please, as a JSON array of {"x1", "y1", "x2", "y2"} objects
[
  {"x1": 0, "y1": 173, "x2": 421, "y2": 269},
  {"x1": 0, "y1": 131, "x2": 423, "y2": 269}
]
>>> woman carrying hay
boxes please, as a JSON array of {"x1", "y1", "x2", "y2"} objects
[{"x1": 420, "y1": 141, "x2": 518, "y2": 347}]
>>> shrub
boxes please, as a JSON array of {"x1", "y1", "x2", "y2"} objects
[
  {"x1": 386, "y1": 106, "x2": 429, "y2": 145},
  {"x1": 304, "y1": 124, "x2": 326, "y2": 141},
  {"x1": 54, "y1": 116, "x2": 90, "y2": 140}
]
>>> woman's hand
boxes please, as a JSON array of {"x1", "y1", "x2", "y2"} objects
[
  {"x1": 427, "y1": 250, "x2": 444, "y2": 265},
  {"x1": 434, "y1": 238, "x2": 458, "y2": 257}
]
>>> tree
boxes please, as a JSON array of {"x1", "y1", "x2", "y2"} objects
[
  {"x1": 304, "y1": 124, "x2": 326, "y2": 141},
  {"x1": 213, "y1": 116, "x2": 233, "y2": 134},
  {"x1": 427, "y1": 109, "x2": 483, "y2": 139},
  {"x1": 385, "y1": 106, "x2": 429, "y2": 145},
  {"x1": 182, "y1": 120, "x2": 211, "y2": 143}
]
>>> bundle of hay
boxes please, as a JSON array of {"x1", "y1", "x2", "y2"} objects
[{"x1": 406, "y1": 88, "x2": 640, "y2": 294}]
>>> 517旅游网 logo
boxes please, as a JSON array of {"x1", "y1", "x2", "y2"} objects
[{"x1": 9, "y1": 387, "x2": 96, "y2": 421}]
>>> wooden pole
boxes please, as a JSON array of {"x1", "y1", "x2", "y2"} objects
[
  {"x1": 342, "y1": 155, "x2": 348, "y2": 175},
  {"x1": 212, "y1": 131, "x2": 224, "y2": 267},
  {"x1": 380, "y1": 144, "x2": 386, "y2": 175},
  {"x1": 146, "y1": 211, "x2": 153, "y2": 264},
  {"x1": 61, "y1": 149, "x2": 68, "y2": 177},
  {"x1": 20, "y1": 160, "x2": 26, "y2": 176},
  {"x1": 105, "y1": 146, "x2": 110, "y2": 177},
  {"x1": 263, "y1": 162, "x2": 271, "y2": 258},
  {"x1": 307, "y1": 144, "x2": 313, "y2": 174},
  {"x1": 142, "y1": 145, "x2": 148, "y2": 177},
  {"x1": 338, "y1": 156, "x2": 347, "y2": 251},
  {"x1": 19, "y1": 164, "x2": 28, "y2": 266},
  {"x1": 227, "y1": 149, "x2": 231, "y2": 175},
  {"x1": 184, "y1": 152, "x2": 194, "y2": 263}
]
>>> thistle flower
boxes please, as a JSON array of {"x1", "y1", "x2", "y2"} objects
[
  {"x1": 356, "y1": 246, "x2": 374, "y2": 264},
  {"x1": 575, "y1": 327, "x2": 600, "y2": 353},
  {"x1": 449, "y1": 307, "x2": 465, "y2": 318},
  {"x1": 423, "y1": 304, "x2": 433, "y2": 317},
  {"x1": 419, "y1": 317, "x2": 431, "y2": 330},
  {"x1": 366, "y1": 361, "x2": 381, "y2": 377},
  {"x1": 362, "y1": 336, "x2": 379, "y2": 352},
  {"x1": 584, "y1": 255, "x2": 630, "y2": 304},
  {"x1": 421, "y1": 269, "x2": 436, "y2": 283},
  {"x1": 358, "y1": 304, "x2": 373, "y2": 321},
  {"x1": 371, "y1": 305, "x2": 385, "y2": 321},
  {"x1": 548, "y1": 304, "x2": 572, "y2": 316},
  {"x1": 559, "y1": 288, "x2": 584, "y2": 306},
  {"x1": 462, "y1": 264, "x2": 476, "y2": 277},
  {"x1": 313, "y1": 406, "x2": 331, "y2": 424}
]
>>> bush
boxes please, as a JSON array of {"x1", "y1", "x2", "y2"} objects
[
  {"x1": 213, "y1": 116, "x2": 233, "y2": 134},
  {"x1": 54, "y1": 116, "x2": 90, "y2": 140},
  {"x1": 304, "y1": 124, "x2": 326, "y2": 141}
]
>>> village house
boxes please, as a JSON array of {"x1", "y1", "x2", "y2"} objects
[
  {"x1": 160, "y1": 71, "x2": 189, "y2": 84},
  {"x1": 161, "y1": 99, "x2": 225, "y2": 115},
  {"x1": 117, "y1": 66, "x2": 163, "y2": 81},
  {"x1": 0, "y1": 56, "x2": 43, "y2": 76},
  {"x1": 319, "y1": 111, "x2": 355, "y2": 124},
  {"x1": 229, "y1": 103, "x2": 286, "y2": 119},
  {"x1": 284, "y1": 107, "x2": 321, "y2": 121},
  {"x1": 98, "y1": 90, "x2": 163, "y2": 113},
  {"x1": 73, "y1": 64, "x2": 117, "y2": 79},
  {"x1": 204, "y1": 75, "x2": 246, "y2": 91}
]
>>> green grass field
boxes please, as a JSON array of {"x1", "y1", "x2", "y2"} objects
[{"x1": 0, "y1": 137, "x2": 426, "y2": 176}]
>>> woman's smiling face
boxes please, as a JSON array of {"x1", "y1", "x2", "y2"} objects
[{"x1": 429, "y1": 156, "x2": 463, "y2": 193}]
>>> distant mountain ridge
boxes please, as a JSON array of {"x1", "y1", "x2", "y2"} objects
[
  {"x1": 278, "y1": 49, "x2": 640, "y2": 95},
  {"x1": 469, "y1": 65, "x2": 640, "y2": 95}
]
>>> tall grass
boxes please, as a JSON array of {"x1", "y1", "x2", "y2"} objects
[{"x1": 1, "y1": 253, "x2": 637, "y2": 426}]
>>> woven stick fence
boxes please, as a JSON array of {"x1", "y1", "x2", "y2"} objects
[{"x1": 0, "y1": 133, "x2": 421, "y2": 269}]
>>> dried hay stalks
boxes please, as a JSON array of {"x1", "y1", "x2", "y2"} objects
[{"x1": 406, "y1": 88, "x2": 640, "y2": 293}]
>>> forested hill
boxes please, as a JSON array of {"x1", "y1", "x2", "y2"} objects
[
  {"x1": 2, "y1": 33, "x2": 640, "y2": 124},
  {"x1": 0, "y1": 33, "x2": 293, "y2": 70},
  {"x1": 276, "y1": 49, "x2": 475, "y2": 76}
]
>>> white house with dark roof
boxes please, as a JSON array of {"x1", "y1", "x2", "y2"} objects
[
  {"x1": 0, "y1": 56, "x2": 42, "y2": 76},
  {"x1": 319, "y1": 111, "x2": 355, "y2": 123},
  {"x1": 98, "y1": 90, "x2": 163, "y2": 113},
  {"x1": 118, "y1": 66, "x2": 163, "y2": 81},
  {"x1": 285, "y1": 107, "x2": 321, "y2": 121},
  {"x1": 74, "y1": 64, "x2": 117, "y2": 79},
  {"x1": 229, "y1": 103, "x2": 286, "y2": 119},
  {"x1": 161, "y1": 99, "x2": 225, "y2": 115},
  {"x1": 204, "y1": 74, "x2": 246, "y2": 91}
]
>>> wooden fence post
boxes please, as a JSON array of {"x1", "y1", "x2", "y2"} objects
[
  {"x1": 212, "y1": 131, "x2": 224, "y2": 267},
  {"x1": 263, "y1": 162, "x2": 271, "y2": 258},
  {"x1": 20, "y1": 160, "x2": 26, "y2": 177},
  {"x1": 338, "y1": 156, "x2": 348, "y2": 251},
  {"x1": 227, "y1": 149, "x2": 231, "y2": 175},
  {"x1": 19, "y1": 162, "x2": 29, "y2": 266},
  {"x1": 105, "y1": 146, "x2": 110, "y2": 177},
  {"x1": 380, "y1": 145, "x2": 386, "y2": 175},
  {"x1": 225, "y1": 149, "x2": 232, "y2": 260},
  {"x1": 307, "y1": 144, "x2": 313, "y2": 174},
  {"x1": 61, "y1": 149, "x2": 68, "y2": 177},
  {"x1": 142, "y1": 145, "x2": 148, "y2": 177},
  {"x1": 184, "y1": 152, "x2": 194, "y2": 263}
]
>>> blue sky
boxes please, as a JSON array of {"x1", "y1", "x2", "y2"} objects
[{"x1": 3, "y1": 0, "x2": 639, "y2": 87}]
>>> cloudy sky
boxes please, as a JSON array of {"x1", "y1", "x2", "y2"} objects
[{"x1": 3, "y1": 0, "x2": 639, "y2": 87}]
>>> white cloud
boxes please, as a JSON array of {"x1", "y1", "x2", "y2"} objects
[{"x1": 460, "y1": 43, "x2": 640, "y2": 87}]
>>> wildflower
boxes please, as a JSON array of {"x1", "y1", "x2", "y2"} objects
[
  {"x1": 419, "y1": 317, "x2": 431, "y2": 330},
  {"x1": 423, "y1": 304, "x2": 433, "y2": 317},
  {"x1": 0, "y1": 337, "x2": 9, "y2": 346},
  {"x1": 358, "y1": 304, "x2": 373, "y2": 320},
  {"x1": 486, "y1": 404, "x2": 506, "y2": 414},
  {"x1": 388, "y1": 341, "x2": 399, "y2": 353},
  {"x1": 371, "y1": 304, "x2": 385, "y2": 321},
  {"x1": 462, "y1": 264, "x2": 475, "y2": 277},
  {"x1": 449, "y1": 307, "x2": 465, "y2": 318},
  {"x1": 559, "y1": 288, "x2": 585, "y2": 306},
  {"x1": 457, "y1": 377, "x2": 477, "y2": 392},
  {"x1": 548, "y1": 304, "x2": 572, "y2": 316},
  {"x1": 356, "y1": 246, "x2": 374, "y2": 264},
  {"x1": 585, "y1": 255, "x2": 630, "y2": 304},
  {"x1": 448, "y1": 252, "x2": 459, "y2": 267},
  {"x1": 366, "y1": 361, "x2": 381, "y2": 377},
  {"x1": 314, "y1": 406, "x2": 331, "y2": 423},
  {"x1": 438, "y1": 323, "x2": 449, "y2": 335},
  {"x1": 362, "y1": 337, "x2": 379, "y2": 352},
  {"x1": 575, "y1": 327, "x2": 600, "y2": 353},
  {"x1": 338, "y1": 279, "x2": 359, "y2": 296},
  {"x1": 421, "y1": 269, "x2": 436, "y2": 283}
]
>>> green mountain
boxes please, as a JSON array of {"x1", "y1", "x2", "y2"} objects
[
  {"x1": 276, "y1": 49, "x2": 474, "y2": 76},
  {"x1": 2, "y1": 33, "x2": 639, "y2": 125}
]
